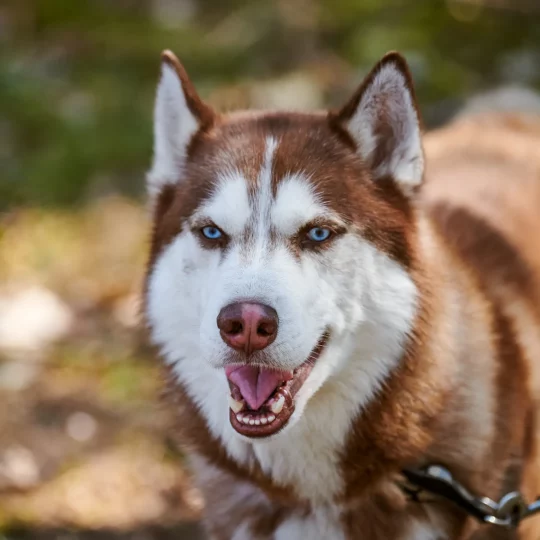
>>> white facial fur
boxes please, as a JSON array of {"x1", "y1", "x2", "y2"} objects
[
  {"x1": 146, "y1": 135, "x2": 418, "y2": 500},
  {"x1": 146, "y1": 55, "x2": 420, "y2": 503},
  {"x1": 196, "y1": 138, "x2": 333, "y2": 372}
]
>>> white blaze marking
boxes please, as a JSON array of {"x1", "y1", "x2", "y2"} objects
[{"x1": 251, "y1": 137, "x2": 278, "y2": 258}]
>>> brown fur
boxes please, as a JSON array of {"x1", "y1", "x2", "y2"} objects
[
  {"x1": 145, "y1": 50, "x2": 540, "y2": 538},
  {"x1": 422, "y1": 112, "x2": 540, "y2": 538}
]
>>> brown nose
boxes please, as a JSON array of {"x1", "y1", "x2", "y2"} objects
[{"x1": 217, "y1": 303, "x2": 278, "y2": 356}]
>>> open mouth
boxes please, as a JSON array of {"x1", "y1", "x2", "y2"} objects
[{"x1": 226, "y1": 333, "x2": 329, "y2": 438}]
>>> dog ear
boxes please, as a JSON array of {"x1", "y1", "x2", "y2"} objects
[
  {"x1": 336, "y1": 52, "x2": 424, "y2": 194},
  {"x1": 147, "y1": 50, "x2": 214, "y2": 200}
]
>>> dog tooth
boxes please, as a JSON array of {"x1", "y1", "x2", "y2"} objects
[
  {"x1": 260, "y1": 417, "x2": 268, "y2": 425},
  {"x1": 242, "y1": 416, "x2": 250, "y2": 425},
  {"x1": 268, "y1": 414, "x2": 276, "y2": 423},
  {"x1": 236, "y1": 413, "x2": 244, "y2": 422},
  {"x1": 229, "y1": 395, "x2": 245, "y2": 413},
  {"x1": 270, "y1": 395, "x2": 285, "y2": 414},
  {"x1": 255, "y1": 419, "x2": 261, "y2": 425},
  {"x1": 249, "y1": 419, "x2": 255, "y2": 426}
]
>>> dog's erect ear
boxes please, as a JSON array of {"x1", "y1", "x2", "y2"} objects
[
  {"x1": 337, "y1": 52, "x2": 424, "y2": 193},
  {"x1": 147, "y1": 50, "x2": 214, "y2": 199}
]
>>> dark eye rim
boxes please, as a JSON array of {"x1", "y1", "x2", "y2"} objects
[
  {"x1": 192, "y1": 222, "x2": 229, "y2": 248},
  {"x1": 298, "y1": 221, "x2": 346, "y2": 250}
]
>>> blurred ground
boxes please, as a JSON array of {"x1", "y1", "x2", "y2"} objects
[{"x1": 0, "y1": 199, "x2": 204, "y2": 539}]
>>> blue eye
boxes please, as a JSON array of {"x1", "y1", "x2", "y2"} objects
[
  {"x1": 307, "y1": 227, "x2": 331, "y2": 242},
  {"x1": 201, "y1": 226, "x2": 223, "y2": 240}
]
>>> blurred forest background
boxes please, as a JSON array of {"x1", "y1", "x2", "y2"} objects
[{"x1": 1, "y1": 0, "x2": 540, "y2": 538}]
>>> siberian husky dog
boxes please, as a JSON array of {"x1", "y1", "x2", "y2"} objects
[{"x1": 143, "y1": 50, "x2": 540, "y2": 539}]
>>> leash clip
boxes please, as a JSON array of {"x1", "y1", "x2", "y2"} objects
[{"x1": 402, "y1": 464, "x2": 540, "y2": 528}]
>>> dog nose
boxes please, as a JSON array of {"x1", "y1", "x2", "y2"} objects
[{"x1": 217, "y1": 303, "x2": 278, "y2": 356}]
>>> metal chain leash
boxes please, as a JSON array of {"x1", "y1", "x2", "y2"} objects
[{"x1": 401, "y1": 464, "x2": 540, "y2": 528}]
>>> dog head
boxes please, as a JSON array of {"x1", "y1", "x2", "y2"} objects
[{"x1": 145, "y1": 51, "x2": 421, "y2": 440}]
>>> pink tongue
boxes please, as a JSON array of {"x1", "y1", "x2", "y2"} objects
[{"x1": 225, "y1": 365, "x2": 293, "y2": 410}]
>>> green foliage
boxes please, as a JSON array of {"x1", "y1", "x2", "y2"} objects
[{"x1": 2, "y1": 0, "x2": 539, "y2": 208}]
